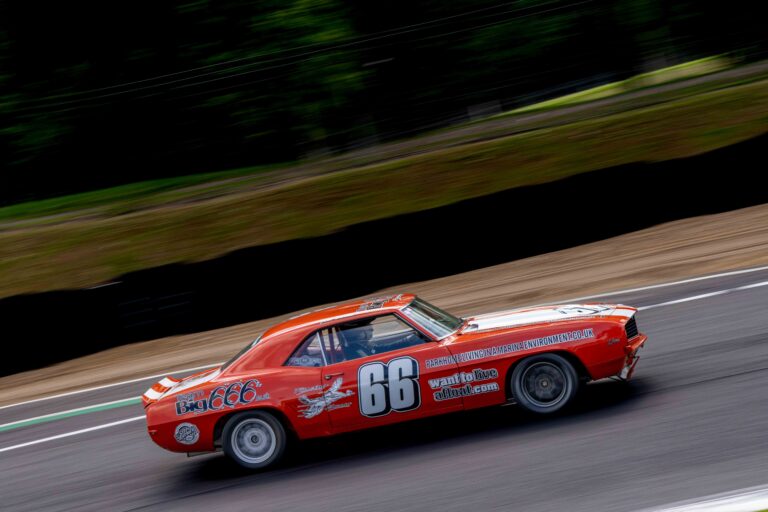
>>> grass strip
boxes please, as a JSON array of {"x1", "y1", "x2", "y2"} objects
[
  {"x1": 0, "y1": 397, "x2": 142, "y2": 433},
  {"x1": 0, "y1": 73, "x2": 767, "y2": 299}
]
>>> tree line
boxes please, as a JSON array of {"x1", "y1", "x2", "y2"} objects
[{"x1": 0, "y1": 0, "x2": 765, "y2": 204}]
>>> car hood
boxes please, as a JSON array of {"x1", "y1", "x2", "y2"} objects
[{"x1": 460, "y1": 304, "x2": 634, "y2": 333}]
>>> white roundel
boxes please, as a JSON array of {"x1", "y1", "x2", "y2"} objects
[{"x1": 174, "y1": 422, "x2": 200, "y2": 445}]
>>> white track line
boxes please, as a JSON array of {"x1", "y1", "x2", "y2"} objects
[
  {"x1": 638, "y1": 280, "x2": 768, "y2": 310},
  {"x1": 0, "y1": 363, "x2": 222, "y2": 411},
  {"x1": 566, "y1": 264, "x2": 768, "y2": 302},
  {"x1": 0, "y1": 416, "x2": 144, "y2": 454},
  {"x1": 647, "y1": 485, "x2": 768, "y2": 511},
  {"x1": 4, "y1": 265, "x2": 768, "y2": 412}
]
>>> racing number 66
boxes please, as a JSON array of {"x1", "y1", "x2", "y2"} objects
[{"x1": 358, "y1": 357, "x2": 421, "y2": 417}]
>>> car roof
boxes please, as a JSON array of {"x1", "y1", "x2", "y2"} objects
[{"x1": 261, "y1": 293, "x2": 416, "y2": 339}]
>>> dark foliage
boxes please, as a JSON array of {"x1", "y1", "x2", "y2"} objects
[{"x1": 0, "y1": 0, "x2": 766, "y2": 203}]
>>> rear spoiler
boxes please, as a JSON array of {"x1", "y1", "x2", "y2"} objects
[{"x1": 142, "y1": 376, "x2": 180, "y2": 407}]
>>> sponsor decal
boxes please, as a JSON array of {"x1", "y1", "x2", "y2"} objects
[
  {"x1": 434, "y1": 382, "x2": 500, "y2": 401},
  {"x1": 174, "y1": 390, "x2": 207, "y2": 414},
  {"x1": 287, "y1": 355, "x2": 323, "y2": 367},
  {"x1": 555, "y1": 305, "x2": 611, "y2": 315},
  {"x1": 174, "y1": 422, "x2": 200, "y2": 445},
  {"x1": 425, "y1": 328, "x2": 595, "y2": 369},
  {"x1": 358, "y1": 301, "x2": 385, "y2": 311},
  {"x1": 429, "y1": 368, "x2": 500, "y2": 401},
  {"x1": 425, "y1": 355, "x2": 456, "y2": 368},
  {"x1": 175, "y1": 379, "x2": 269, "y2": 415},
  {"x1": 294, "y1": 384, "x2": 323, "y2": 395},
  {"x1": 298, "y1": 377, "x2": 355, "y2": 419},
  {"x1": 359, "y1": 356, "x2": 420, "y2": 417},
  {"x1": 357, "y1": 294, "x2": 402, "y2": 311}
]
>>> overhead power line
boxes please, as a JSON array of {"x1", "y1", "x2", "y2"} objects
[
  {"x1": 12, "y1": 0, "x2": 594, "y2": 113},
  {"x1": 13, "y1": 1, "x2": 543, "y2": 106}
]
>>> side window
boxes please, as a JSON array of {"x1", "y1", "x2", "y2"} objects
[
  {"x1": 335, "y1": 314, "x2": 427, "y2": 362},
  {"x1": 286, "y1": 328, "x2": 345, "y2": 367},
  {"x1": 286, "y1": 331, "x2": 327, "y2": 367}
]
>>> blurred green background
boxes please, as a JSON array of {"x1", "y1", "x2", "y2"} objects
[{"x1": 2, "y1": 0, "x2": 766, "y2": 204}]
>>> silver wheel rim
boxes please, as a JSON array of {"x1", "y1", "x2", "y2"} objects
[
  {"x1": 520, "y1": 362, "x2": 569, "y2": 408},
  {"x1": 231, "y1": 418, "x2": 277, "y2": 464}
]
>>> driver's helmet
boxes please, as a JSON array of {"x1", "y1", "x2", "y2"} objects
[{"x1": 344, "y1": 323, "x2": 374, "y2": 353}]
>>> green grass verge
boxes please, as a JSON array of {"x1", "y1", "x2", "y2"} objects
[
  {"x1": 1, "y1": 69, "x2": 768, "y2": 299},
  {"x1": 0, "y1": 162, "x2": 292, "y2": 223},
  {"x1": 505, "y1": 55, "x2": 734, "y2": 115}
]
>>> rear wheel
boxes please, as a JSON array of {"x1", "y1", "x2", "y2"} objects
[
  {"x1": 511, "y1": 354, "x2": 579, "y2": 414},
  {"x1": 222, "y1": 411, "x2": 287, "y2": 469}
]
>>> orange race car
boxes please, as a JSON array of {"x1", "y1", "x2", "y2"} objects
[{"x1": 143, "y1": 294, "x2": 646, "y2": 469}]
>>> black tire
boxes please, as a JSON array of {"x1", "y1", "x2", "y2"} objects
[
  {"x1": 222, "y1": 410, "x2": 287, "y2": 470},
  {"x1": 511, "y1": 354, "x2": 579, "y2": 414}
]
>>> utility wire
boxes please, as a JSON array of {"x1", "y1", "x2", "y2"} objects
[
  {"x1": 12, "y1": 0, "x2": 589, "y2": 112},
  {"x1": 13, "y1": 0, "x2": 556, "y2": 106}
]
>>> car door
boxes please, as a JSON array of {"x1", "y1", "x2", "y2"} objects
[
  {"x1": 319, "y1": 313, "x2": 461, "y2": 433},
  {"x1": 282, "y1": 330, "x2": 333, "y2": 437}
]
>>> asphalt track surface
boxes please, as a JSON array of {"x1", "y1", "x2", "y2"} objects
[{"x1": 3, "y1": 268, "x2": 768, "y2": 511}]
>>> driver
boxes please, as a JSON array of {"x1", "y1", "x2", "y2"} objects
[{"x1": 342, "y1": 323, "x2": 374, "y2": 360}]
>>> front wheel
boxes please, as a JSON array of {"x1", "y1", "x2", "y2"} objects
[
  {"x1": 511, "y1": 354, "x2": 579, "y2": 414},
  {"x1": 222, "y1": 411, "x2": 287, "y2": 469}
]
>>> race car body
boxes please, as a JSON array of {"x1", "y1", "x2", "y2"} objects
[{"x1": 144, "y1": 294, "x2": 646, "y2": 468}]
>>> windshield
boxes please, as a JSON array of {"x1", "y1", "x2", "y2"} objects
[
  {"x1": 401, "y1": 298, "x2": 463, "y2": 339},
  {"x1": 221, "y1": 335, "x2": 263, "y2": 370}
]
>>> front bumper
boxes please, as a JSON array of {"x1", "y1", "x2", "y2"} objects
[{"x1": 619, "y1": 334, "x2": 647, "y2": 380}]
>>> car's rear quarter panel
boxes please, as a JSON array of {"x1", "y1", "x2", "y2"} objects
[{"x1": 146, "y1": 367, "x2": 336, "y2": 452}]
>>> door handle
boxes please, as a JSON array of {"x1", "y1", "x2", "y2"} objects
[{"x1": 325, "y1": 372, "x2": 344, "y2": 380}]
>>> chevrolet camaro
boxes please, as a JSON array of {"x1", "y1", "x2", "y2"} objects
[{"x1": 143, "y1": 294, "x2": 646, "y2": 469}]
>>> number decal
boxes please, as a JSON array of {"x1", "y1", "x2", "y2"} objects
[
  {"x1": 359, "y1": 361, "x2": 388, "y2": 416},
  {"x1": 387, "y1": 357, "x2": 419, "y2": 410},
  {"x1": 358, "y1": 356, "x2": 420, "y2": 417}
]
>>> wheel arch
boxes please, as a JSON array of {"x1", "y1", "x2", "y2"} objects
[
  {"x1": 213, "y1": 406, "x2": 297, "y2": 448},
  {"x1": 504, "y1": 350, "x2": 591, "y2": 400}
]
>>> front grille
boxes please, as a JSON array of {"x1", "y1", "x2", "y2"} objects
[{"x1": 625, "y1": 316, "x2": 639, "y2": 339}]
